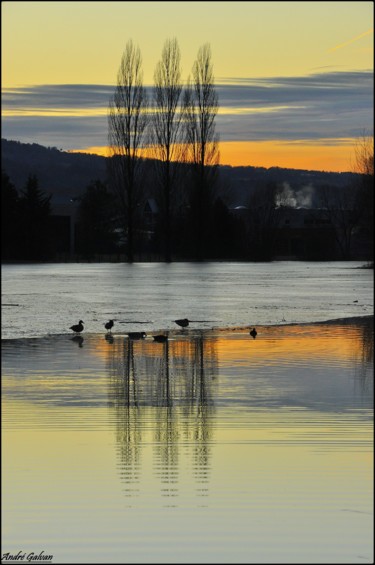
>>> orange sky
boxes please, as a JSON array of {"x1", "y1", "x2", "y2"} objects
[
  {"x1": 218, "y1": 141, "x2": 356, "y2": 172},
  {"x1": 71, "y1": 139, "x2": 357, "y2": 173}
]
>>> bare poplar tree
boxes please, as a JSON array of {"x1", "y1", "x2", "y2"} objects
[
  {"x1": 183, "y1": 44, "x2": 220, "y2": 260},
  {"x1": 108, "y1": 40, "x2": 148, "y2": 262},
  {"x1": 151, "y1": 38, "x2": 184, "y2": 262}
]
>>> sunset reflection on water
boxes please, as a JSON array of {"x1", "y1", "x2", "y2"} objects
[{"x1": 2, "y1": 317, "x2": 373, "y2": 563}]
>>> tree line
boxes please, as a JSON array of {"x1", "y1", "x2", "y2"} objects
[
  {"x1": 2, "y1": 159, "x2": 373, "y2": 263},
  {"x1": 1, "y1": 172, "x2": 119, "y2": 261},
  {"x1": 2, "y1": 172, "x2": 54, "y2": 261}
]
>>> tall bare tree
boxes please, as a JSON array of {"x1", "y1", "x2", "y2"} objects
[
  {"x1": 183, "y1": 44, "x2": 220, "y2": 260},
  {"x1": 151, "y1": 38, "x2": 184, "y2": 262},
  {"x1": 316, "y1": 135, "x2": 374, "y2": 260},
  {"x1": 108, "y1": 40, "x2": 148, "y2": 262},
  {"x1": 353, "y1": 132, "x2": 374, "y2": 177},
  {"x1": 352, "y1": 133, "x2": 374, "y2": 260}
]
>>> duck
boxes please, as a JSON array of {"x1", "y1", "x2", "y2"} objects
[
  {"x1": 153, "y1": 334, "x2": 168, "y2": 343},
  {"x1": 174, "y1": 318, "x2": 189, "y2": 328},
  {"x1": 105, "y1": 319, "x2": 114, "y2": 332},
  {"x1": 70, "y1": 320, "x2": 84, "y2": 333},
  {"x1": 250, "y1": 328, "x2": 257, "y2": 339},
  {"x1": 127, "y1": 332, "x2": 146, "y2": 340}
]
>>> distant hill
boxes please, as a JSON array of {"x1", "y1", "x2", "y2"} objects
[
  {"x1": 2, "y1": 138, "x2": 359, "y2": 209},
  {"x1": 1, "y1": 139, "x2": 107, "y2": 200}
]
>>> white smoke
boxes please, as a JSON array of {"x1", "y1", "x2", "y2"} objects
[
  {"x1": 275, "y1": 182, "x2": 297, "y2": 207},
  {"x1": 275, "y1": 182, "x2": 314, "y2": 208}
]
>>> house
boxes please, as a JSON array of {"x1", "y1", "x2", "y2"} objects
[
  {"x1": 273, "y1": 207, "x2": 336, "y2": 259},
  {"x1": 143, "y1": 198, "x2": 159, "y2": 229},
  {"x1": 50, "y1": 195, "x2": 81, "y2": 256}
]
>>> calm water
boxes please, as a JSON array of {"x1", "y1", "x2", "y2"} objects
[
  {"x1": 2, "y1": 319, "x2": 373, "y2": 564},
  {"x1": 1, "y1": 261, "x2": 373, "y2": 339},
  {"x1": 1, "y1": 262, "x2": 374, "y2": 563}
]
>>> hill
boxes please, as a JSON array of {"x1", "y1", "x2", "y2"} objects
[
  {"x1": 1, "y1": 139, "x2": 107, "y2": 201},
  {"x1": 1, "y1": 138, "x2": 359, "y2": 208}
]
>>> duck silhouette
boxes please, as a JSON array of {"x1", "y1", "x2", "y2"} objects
[
  {"x1": 70, "y1": 320, "x2": 84, "y2": 333},
  {"x1": 105, "y1": 319, "x2": 114, "y2": 332},
  {"x1": 174, "y1": 318, "x2": 189, "y2": 328},
  {"x1": 250, "y1": 328, "x2": 257, "y2": 339}
]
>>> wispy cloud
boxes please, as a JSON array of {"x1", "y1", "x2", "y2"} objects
[
  {"x1": 215, "y1": 71, "x2": 373, "y2": 142},
  {"x1": 328, "y1": 28, "x2": 373, "y2": 53},
  {"x1": 1, "y1": 71, "x2": 373, "y2": 149},
  {"x1": 2, "y1": 84, "x2": 113, "y2": 114}
]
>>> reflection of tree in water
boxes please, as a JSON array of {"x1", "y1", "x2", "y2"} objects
[
  {"x1": 106, "y1": 331, "x2": 218, "y2": 501},
  {"x1": 107, "y1": 338, "x2": 142, "y2": 498},
  {"x1": 175, "y1": 334, "x2": 217, "y2": 497},
  {"x1": 153, "y1": 340, "x2": 179, "y2": 501}
]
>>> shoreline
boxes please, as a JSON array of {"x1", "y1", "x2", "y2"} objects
[{"x1": 2, "y1": 314, "x2": 373, "y2": 343}]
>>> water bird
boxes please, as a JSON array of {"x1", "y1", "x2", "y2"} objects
[
  {"x1": 174, "y1": 318, "x2": 189, "y2": 328},
  {"x1": 250, "y1": 328, "x2": 257, "y2": 339},
  {"x1": 105, "y1": 319, "x2": 114, "y2": 332},
  {"x1": 127, "y1": 332, "x2": 146, "y2": 340},
  {"x1": 70, "y1": 320, "x2": 84, "y2": 333},
  {"x1": 153, "y1": 334, "x2": 168, "y2": 343}
]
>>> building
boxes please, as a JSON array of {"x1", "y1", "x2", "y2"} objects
[{"x1": 273, "y1": 207, "x2": 336, "y2": 259}]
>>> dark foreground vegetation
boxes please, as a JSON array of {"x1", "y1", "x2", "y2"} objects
[{"x1": 2, "y1": 155, "x2": 373, "y2": 263}]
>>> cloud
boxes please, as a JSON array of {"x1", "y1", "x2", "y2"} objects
[
  {"x1": 1, "y1": 70, "x2": 373, "y2": 149},
  {"x1": 216, "y1": 71, "x2": 373, "y2": 142},
  {"x1": 328, "y1": 28, "x2": 373, "y2": 53},
  {"x1": 2, "y1": 84, "x2": 113, "y2": 112},
  {"x1": 1, "y1": 116, "x2": 109, "y2": 150}
]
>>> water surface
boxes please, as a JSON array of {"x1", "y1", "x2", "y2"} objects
[
  {"x1": 2, "y1": 318, "x2": 373, "y2": 563},
  {"x1": 1, "y1": 261, "x2": 373, "y2": 339}
]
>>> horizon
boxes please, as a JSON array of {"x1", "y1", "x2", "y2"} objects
[
  {"x1": 68, "y1": 139, "x2": 360, "y2": 173},
  {"x1": 2, "y1": 137, "x2": 360, "y2": 175}
]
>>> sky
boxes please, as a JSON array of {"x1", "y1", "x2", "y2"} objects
[{"x1": 1, "y1": 1, "x2": 373, "y2": 171}]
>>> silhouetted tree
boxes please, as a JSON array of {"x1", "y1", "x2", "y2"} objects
[
  {"x1": 108, "y1": 40, "x2": 148, "y2": 262},
  {"x1": 1, "y1": 171, "x2": 21, "y2": 259},
  {"x1": 183, "y1": 44, "x2": 219, "y2": 260},
  {"x1": 18, "y1": 174, "x2": 52, "y2": 260},
  {"x1": 320, "y1": 183, "x2": 362, "y2": 259},
  {"x1": 151, "y1": 38, "x2": 184, "y2": 262},
  {"x1": 321, "y1": 133, "x2": 374, "y2": 260},
  {"x1": 353, "y1": 133, "x2": 374, "y2": 177},
  {"x1": 76, "y1": 180, "x2": 119, "y2": 257},
  {"x1": 352, "y1": 133, "x2": 374, "y2": 260}
]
